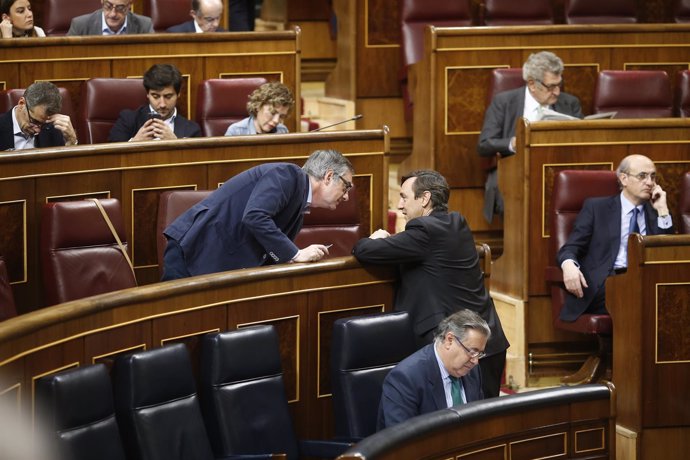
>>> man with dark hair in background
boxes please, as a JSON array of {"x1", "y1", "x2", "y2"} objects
[
  {"x1": 0, "y1": 81, "x2": 78, "y2": 151},
  {"x1": 108, "y1": 64, "x2": 201, "y2": 142},
  {"x1": 353, "y1": 169, "x2": 509, "y2": 398}
]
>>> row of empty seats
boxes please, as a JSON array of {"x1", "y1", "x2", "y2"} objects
[
  {"x1": 0, "y1": 77, "x2": 269, "y2": 145},
  {"x1": 35, "y1": 312, "x2": 416, "y2": 459}
]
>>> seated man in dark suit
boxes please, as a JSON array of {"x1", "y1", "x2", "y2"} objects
[
  {"x1": 378, "y1": 309, "x2": 490, "y2": 430},
  {"x1": 558, "y1": 154, "x2": 673, "y2": 321},
  {"x1": 108, "y1": 64, "x2": 201, "y2": 142},
  {"x1": 67, "y1": 0, "x2": 153, "y2": 35},
  {"x1": 0, "y1": 81, "x2": 78, "y2": 151},
  {"x1": 477, "y1": 51, "x2": 583, "y2": 223},
  {"x1": 167, "y1": 0, "x2": 225, "y2": 33}
]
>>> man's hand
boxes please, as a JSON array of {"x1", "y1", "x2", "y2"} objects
[
  {"x1": 561, "y1": 259, "x2": 587, "y2": 298},
  {"x1": 47, "y1": 114, "x2": 78, "y2": 146},
  {"x1": 510, "y1": 136, "x2": 516, "y2": 151},
  {"x1": 368, "y1": 229, "x2": 390, "y2": 239},
  {"x1": 650, "y1": 183, "x2": 669, "y2": 216},
  {"x1": 150, "y1": 119, "x2": 177, "y2": 140},
  {"x1": 131, "y1": 118, "x2": 158, "y2": 141},
  {"x1": 292, "y1": 244, "x2": 330, "y2": 263}
]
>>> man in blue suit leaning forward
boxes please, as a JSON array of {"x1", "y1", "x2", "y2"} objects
[
  {"x1": 378, "y1": 309, "x2": 490, "y2": 430},
  {"x1": 162, "y1": 149, "x2": 354, "y2": 280}
]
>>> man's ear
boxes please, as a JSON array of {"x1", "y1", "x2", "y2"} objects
[
  {"x1": 324, "y1": 169, "x2": 334, "y2": 183},
  {"x1": 422, "y1": 190, "x2": 432, "y2": 207}
]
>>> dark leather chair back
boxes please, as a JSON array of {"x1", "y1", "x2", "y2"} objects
[
  {"x1": 0, "y1": 255, "x2": 17, "y2": 321},
  {"x1": 42, "y1": 0, "x2": 101, "y2": 35},
  {"x1": 483, "y1": 0, "x2": 553, "y2": 25},
  {"x1": 80, "y1": 78, "x2": 148, "y2": 144},
  {"x1": 40, "y1": 199, "x2": 137, "y2": 306},
  {"x1": 156, "y1": 190, "x2": 213, "y2": 275},
  {"x1": 676, "y1": 70, "x2": 690, "y2": 117},
  {"x1": 35, "y1": 364, "x2": 127, "y2": 460},
  {"x1": 200, "y1": 325, "x2": 299, "y2": 459},
  {"x1": 195, "y1": 78, "x2": 268, "y2": 137},
  {"x1": 549, "y1": 170, "x2": 618, "y2": 332},
  {"x1": 293, "y1": 183, "x2": 362, "y2": 257},
  {"x1": 564, "y1": 0, "x2": 637, "y2": 24},
  {"x1": 143, "y1": 0, "x2": 191, "y2": 31},
  {"x1": 330, "y1": 311, "x2": 416, "y2": 441},
  {"x1": 593, "y1": 70, "x2": 672, "y2": 118},
  {"x1": 676, "y1": 0, "x2": 690, "y2": 22},
  {"x1": 0, "y1": 88, "x2": 77, "y2": 129},
  {"x1": 114, "y1": 343, "x2": 215, "y2": 460},
  {"x1": 679, "y1": 172, "x2": 690, "y2": 233}
]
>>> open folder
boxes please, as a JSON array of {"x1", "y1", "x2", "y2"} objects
[{"x1": 541, "y1": 108, "x2": 617, "y2": 121}]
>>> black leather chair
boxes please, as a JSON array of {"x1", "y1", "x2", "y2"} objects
[
  {"x1": 114, "y1": 343, "x2": 217, "y2": 460},
  {"x1": 200, "y1": 325, "x2": 350, "y2": 459},
  {"x1": 330, "y1": 311, "x2": 417, "y2": 441},
  {"x1": 35, "y1": 363, "x2": 127, "y2": 460}
]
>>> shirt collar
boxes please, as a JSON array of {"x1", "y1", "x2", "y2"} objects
[
  {"x1": 11, "y1": 106, "x2": 25, "y2": 138},
  {"x1": 193, "y1": 20, "x2": 203, "y2": 33},
  {"x1": 524, "y1": 86, "x2": 543, "y2": 119},
  {"x1": 304, "y1": 179, "x2": 313, "y2": 213},
  {"x1": 620, "y1": 193, "x2": 639, "y2": 215},
  {"x1": 102, "y1": 12, "x2": 128, "y2": 35},
  {"x1": 433, "y1": 342, "x2": 452, "y2": 382}
]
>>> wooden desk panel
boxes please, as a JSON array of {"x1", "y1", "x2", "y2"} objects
[
  {"x1": 0, "y1": 130, "x2": 389, "y2": 313},
  {"x1": 0, "y1": 31, "x2": 301, "y2": 131}
]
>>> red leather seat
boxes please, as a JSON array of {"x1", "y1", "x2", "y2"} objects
[
  {"x1": 80, "y1": 78, "x2": 148, "y2": 144},
  {"x1": 41, "y1": 0, "x2": 101, "y2": 36},
  {"x1": 0, "y1": 88, "x2": 77, "y2": 130},
  {"x1": 679, "y1": 172, "x2": 690, "y2": 233},
  {"x1": 593, "y1": 70, "x2": 672, "y2": 118},
  {"x1": 195, "y1": 78, "x2": 268, "y2": 137},
  {"x1": 0, "y1": 255, "x2": 17, "y2": 321},
  {"x1": 483, "y1": 0, "x2": 553, "y2": 26},
  {"x1": 41, "y1": 199, "x2": 137, "y2": 306},
  {"x1": 143, "y1": 0, "x2": 191, "y2": 32},
  {"x1": 544, "y1": 170, "x2": 618, "y2": 384},
  {"x1": 564, "y1": 0, "x2": 637, "y2": 24},
  {"x1": 676, "y1": 70, "x2": 690, "y2": 117},
  {"x1": 675, "y1": 0, "x2": 690, "y2": 22}
]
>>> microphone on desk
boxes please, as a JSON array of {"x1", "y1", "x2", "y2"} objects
[{"x1": 310, "y1": 114, "x2": 363, "y2": 132}]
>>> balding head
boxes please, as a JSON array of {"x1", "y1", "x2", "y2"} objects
[
  {"x1": 191, "y1": 0, "x2": 223, "y2": 32},
  {"x1": 616, "y1": 154, "x2": 657, "y2": 205}
]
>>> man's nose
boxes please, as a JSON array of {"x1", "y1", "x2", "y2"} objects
[{"x1": 397, "y1": 198, "x2": 404, "y2": 209}]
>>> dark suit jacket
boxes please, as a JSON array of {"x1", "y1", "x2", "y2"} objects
[
  {"x1": 0, "y1": 109, "x2": 65, "y2": 151},
  {"x1": 164, "y1": 163, "x2": 309, "y2": 276},
  {"x1": 353, "y1": 211, "x2": 509, "y2": 357},
  {"x1": 377, "y1": 343, "x2": 483, "y2": 430},
  {"x1": 108, "y1": 105, "x2": 202, "y2": 142},
  {"x1": 477, "y1": 86, "x2": 583, "y2": 158},
  {"x1": 166, "y1": 20, "x2": 226, "y2": 33},
  {"x1": 556, "y1": 194, "x2": 674, "y2": 321},
  {"x1": 67, "y1": 10, "x2": 154, "y2": 35}
]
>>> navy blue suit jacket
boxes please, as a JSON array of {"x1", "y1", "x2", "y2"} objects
[
  {"x1": 166, "y1": 20, "x2": 226, "y2": 33},
  {"x1": 108, "y1": 105, "x2": 201, "y2": 142},
  {"x1": 556, "y1": 194, "x2": 674, "y2": 321},
  {"x1": 0, "y1": 109, "x2": 65, "y2": 151},
  {"x1": 377, "y1": 343, "x2": 483, "y2": 430},
  {"x1": 164, "y1": 163, "x2": 309, "y2": 276}
]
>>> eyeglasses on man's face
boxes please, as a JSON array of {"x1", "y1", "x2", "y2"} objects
[
  {"x1": 453, "y1": 335, "x2": 486, "y2": 360},
  {"x1": 337, "y1": 175, "x2": 353, "y2": 193},
  {"x1": 536, "y1": 78, "x2": 564, "y2": 92},
  {"x1": 626, "y1": 171, "x2": 657, "y2": 182},
  {"x1": 24, "y1": 102, "x2": 46, "y2": 129},
  {"x1": 103, "y1": 1, "x2": 130, "y2": 14}
]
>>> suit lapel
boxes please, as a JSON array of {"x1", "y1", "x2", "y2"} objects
[{"x1": 424, "y1": 346, "x2": 448, "y2": 410}]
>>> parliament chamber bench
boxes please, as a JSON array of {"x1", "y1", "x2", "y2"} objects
[{"x1": 0, "y1": 129, "x2": 390, "y2": 313}]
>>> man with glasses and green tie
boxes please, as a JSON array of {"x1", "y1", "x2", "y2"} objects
[
  {"x1": 167, "y1": 0, "x2": 225, "y2": 33},
  {"x1": 378, "y1": 309, "x2": 490, "y2": 430},
  {"x1": 558, "y1": 154, "x2": 673, "y2": 322},
  {"x1": 67, "y1": 0, "x2": 153, "y2": 35},
  {"x1": 0, "y1": 81, "x2": 78, "y2": 151},
  {"x1": 477, "y1": 51, "x2": 583, "y2": 224}
]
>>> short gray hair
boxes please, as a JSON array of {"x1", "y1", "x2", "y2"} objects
[
  {"x1": 434, "y1": 309, "x2": 491, "y2": 344},
  {"x1": 522, "y1": 51, "x2": 564, "y2": 82},
  {"x1": 302, "y1": 149, "x2": 354, "y2": 181},
  {"x1": 23, "y1": 82, "x2": 62, "y2": 116}
]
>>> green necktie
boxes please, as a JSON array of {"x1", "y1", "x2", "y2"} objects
[{"x1": 450, "y1": 376, "x2": 463, "y2": 406}]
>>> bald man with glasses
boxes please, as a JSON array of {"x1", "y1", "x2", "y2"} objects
[
  {"x1": 67, "y1": 0, "x2": 153, "y2": 35},
  {"x1": 167, "y1": 0, "x2": 225, "y2": 33},
  {"x1": 0, "y1": 81, "x2": 77, "y2": 151}
]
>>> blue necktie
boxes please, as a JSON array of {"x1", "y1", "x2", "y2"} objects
[
  {"x1": 629, "y1": 207, "x2": 640, "y2": 235},
  {"x1": 450, "y1": 376, "x2": 463, "y2": 406}
]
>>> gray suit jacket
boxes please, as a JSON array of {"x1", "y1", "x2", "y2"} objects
[{"x1": 67, "y1": 10, "x2": 154, "y2": 35}]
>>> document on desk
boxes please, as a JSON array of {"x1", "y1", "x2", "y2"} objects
[{"x1": 541, "y1": 108, "x2": 617, "y2": 121}]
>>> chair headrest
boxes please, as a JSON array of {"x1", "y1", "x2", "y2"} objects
[{"x1": 42, "y1": 199, "x2": 125, "y2": 249}]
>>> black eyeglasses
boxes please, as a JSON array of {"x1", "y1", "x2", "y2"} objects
[
  {"x1": 103, "y1": 1, "x2": 130, "y2": 14},
  {"x1": 536, "y1": 78, "x2": 564, "y2": 92},
  {"x1": 626, "y1": 171, "x2": 657, "y2": 182},
  {"x1": 337, "y1": 175, "x2": 353, "y2": 193},
  {"x1": 24, "y1": 102, "x2": 46, "y2": 129},
  {"x1": 453, "y1": 335, "x2": 486, "y2": 360}
]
